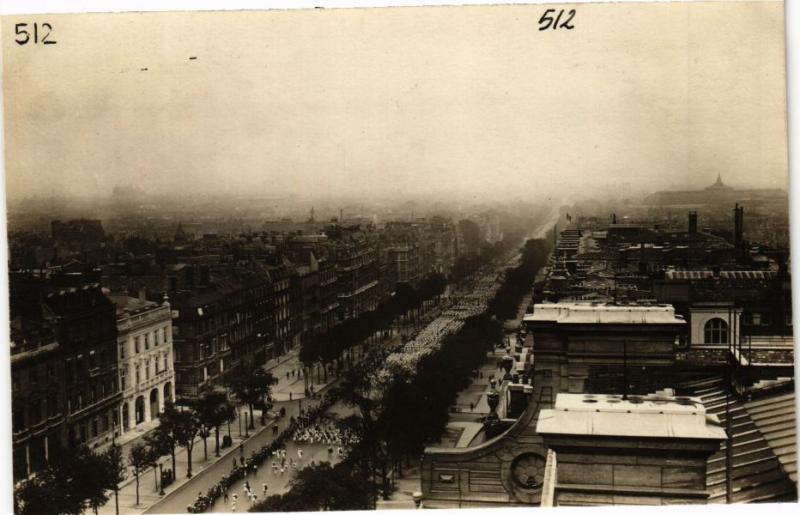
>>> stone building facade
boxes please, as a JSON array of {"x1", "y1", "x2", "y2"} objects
[{"x1": 110, "y1": 294, "x2": 174, "y2": 433}]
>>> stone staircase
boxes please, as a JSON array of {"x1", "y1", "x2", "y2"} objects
[{"x1": 680, "y1": 377, "x2": 797, "y2": 503}]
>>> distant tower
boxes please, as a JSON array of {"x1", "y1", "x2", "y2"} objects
[
  {"x1": 716, "y1": 172, "x2": 724, "y2": 186},
  {"x1": 688, "y1": 211, "x2": 698, "y2": 234},
  {"x1": 340, "y1": 208, "x2": 344, "y2": 223},
  {"x1": 309, "y1": 206, "x2": 315, "y2": 223},
  {"x1": 174, "y1": 222, "x2": 189, "y2": 244}
]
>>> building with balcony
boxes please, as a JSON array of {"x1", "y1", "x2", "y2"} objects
[{"x1": 110, "y1": 293, "x2": 174, "y2": 434}]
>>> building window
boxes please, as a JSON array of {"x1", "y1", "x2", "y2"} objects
[
  {"x1": 144, "y1": 334, "x2": 149, "y2": 351},
  {"x1": 134, "y1": 337, "x2": 140, "y2": 354},
  {"x1": 119, "y1": 343, "x2": 126, "y2": 360},
  {"x1": 704, "y1": 318, "x2": 729, "y2": 344}
]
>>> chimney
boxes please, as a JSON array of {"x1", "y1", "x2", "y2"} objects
[
  {"x1": 734, "y1": 204, "x2": 744, "y2": 246},
  {"x1": 688, "y1": 211, "x2": 698, "y2": 234}
]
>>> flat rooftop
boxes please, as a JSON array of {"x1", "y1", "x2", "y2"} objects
[
  {"x1": 536, "y1": 393, "x2": 726, "y2": 440},
  {"x1": 523, "y1": 302, "x2": 686, "y2": 325}
]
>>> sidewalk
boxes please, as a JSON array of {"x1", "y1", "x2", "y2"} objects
[
  {"x1": 103, "y1": 331, "x2": 403, "y2": 514},
  {"x1": 100, "y1": 408, "x2": 273, "y2": 515}
]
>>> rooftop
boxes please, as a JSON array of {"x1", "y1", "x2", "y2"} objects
[
  {"x1": 108, "y1": 294, "x2": 160, "y2": 315},
  {"x1": 536, "y1": 393, "x2": 727, "y2": 440},
  {"x1": 523, "y1": 302, "x2": 686, "y2": 325}
]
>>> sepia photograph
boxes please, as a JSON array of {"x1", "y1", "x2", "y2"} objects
[{"x1": 0, "y1": 0, "x2": 796, "y2": 513}]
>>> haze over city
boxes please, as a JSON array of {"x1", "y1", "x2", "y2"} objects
[{"x1": 2, "y1": 2, "x2": 788, "y2": 206}]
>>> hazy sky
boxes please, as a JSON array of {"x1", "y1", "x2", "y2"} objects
[{"x1": 1, "y1": 1, "x2": 788, "y2": 203}]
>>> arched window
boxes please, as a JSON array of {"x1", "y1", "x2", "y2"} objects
[{"x1": 704, "y1": 318, "x2": 729, "y2": 344}]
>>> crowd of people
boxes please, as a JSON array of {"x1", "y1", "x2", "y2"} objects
[
  {"x1": 186, "y1": 393, "x2": 339, "y2": 513},
  {"x1": 291, "y1": 418, "x2": 360, "y2": 453},
  {"x1": 375, "y1": 269, "x2": 504, "y2": 389}
]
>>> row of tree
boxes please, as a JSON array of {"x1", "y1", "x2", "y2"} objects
[
  {"x1": 15, "y1": 364, "x2": 277, "y2": 514},
  {"x1": 140, "y1": 365, "x2": 277, "y2": 499},
  {"x1": 253, "y1": 313, "x2": 504, "y2": 512},
  {"x1": 486, "y1": 238, "x2": 553, "y2": 320},
  {"x1": 298, "y1": 272, "x2": 447, "y2": 374},
  {"x1": 251, "y1": 229, "x2": 551, "y2": 511}
]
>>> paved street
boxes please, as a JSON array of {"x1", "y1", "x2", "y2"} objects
[
  {"x1": 99, "y1": 347, "x2": 336, "y2": 515},
  {"x1": 205, "y1": 399, "x2": 355, "y2": 513},
  {"x1": 141, "y1": 333, "x2": 401, "y2": 514},
  {"x1": 94, "y1": 311, "x2": 429, "y2": 515}
]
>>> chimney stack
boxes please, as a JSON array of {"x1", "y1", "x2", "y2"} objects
[
  {"x1": 734, "y1": 204, "x2": 744, "y2": 246},
  {"x1": 688, "y1": 211, "x2": 698, "y2": 234}
]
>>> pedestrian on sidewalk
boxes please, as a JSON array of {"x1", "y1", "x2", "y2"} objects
[
  {"x1": 262, "y1": 483, "x2": 268, "y2": 495},
  {"x1": 224, "y1": 491, "x2": 229, "y2": 504}
]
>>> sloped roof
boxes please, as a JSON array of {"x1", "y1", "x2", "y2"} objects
[{"x1": 744, "y1": 392, "x2": 797, "y2": 484}]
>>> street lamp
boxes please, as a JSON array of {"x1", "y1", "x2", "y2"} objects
[
  {"x1": 244, "y1": 411, "x2": 249, "y2": 438},
  {"x1": 238, "y1": 410, "x2": 242, "y2": 437}
]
